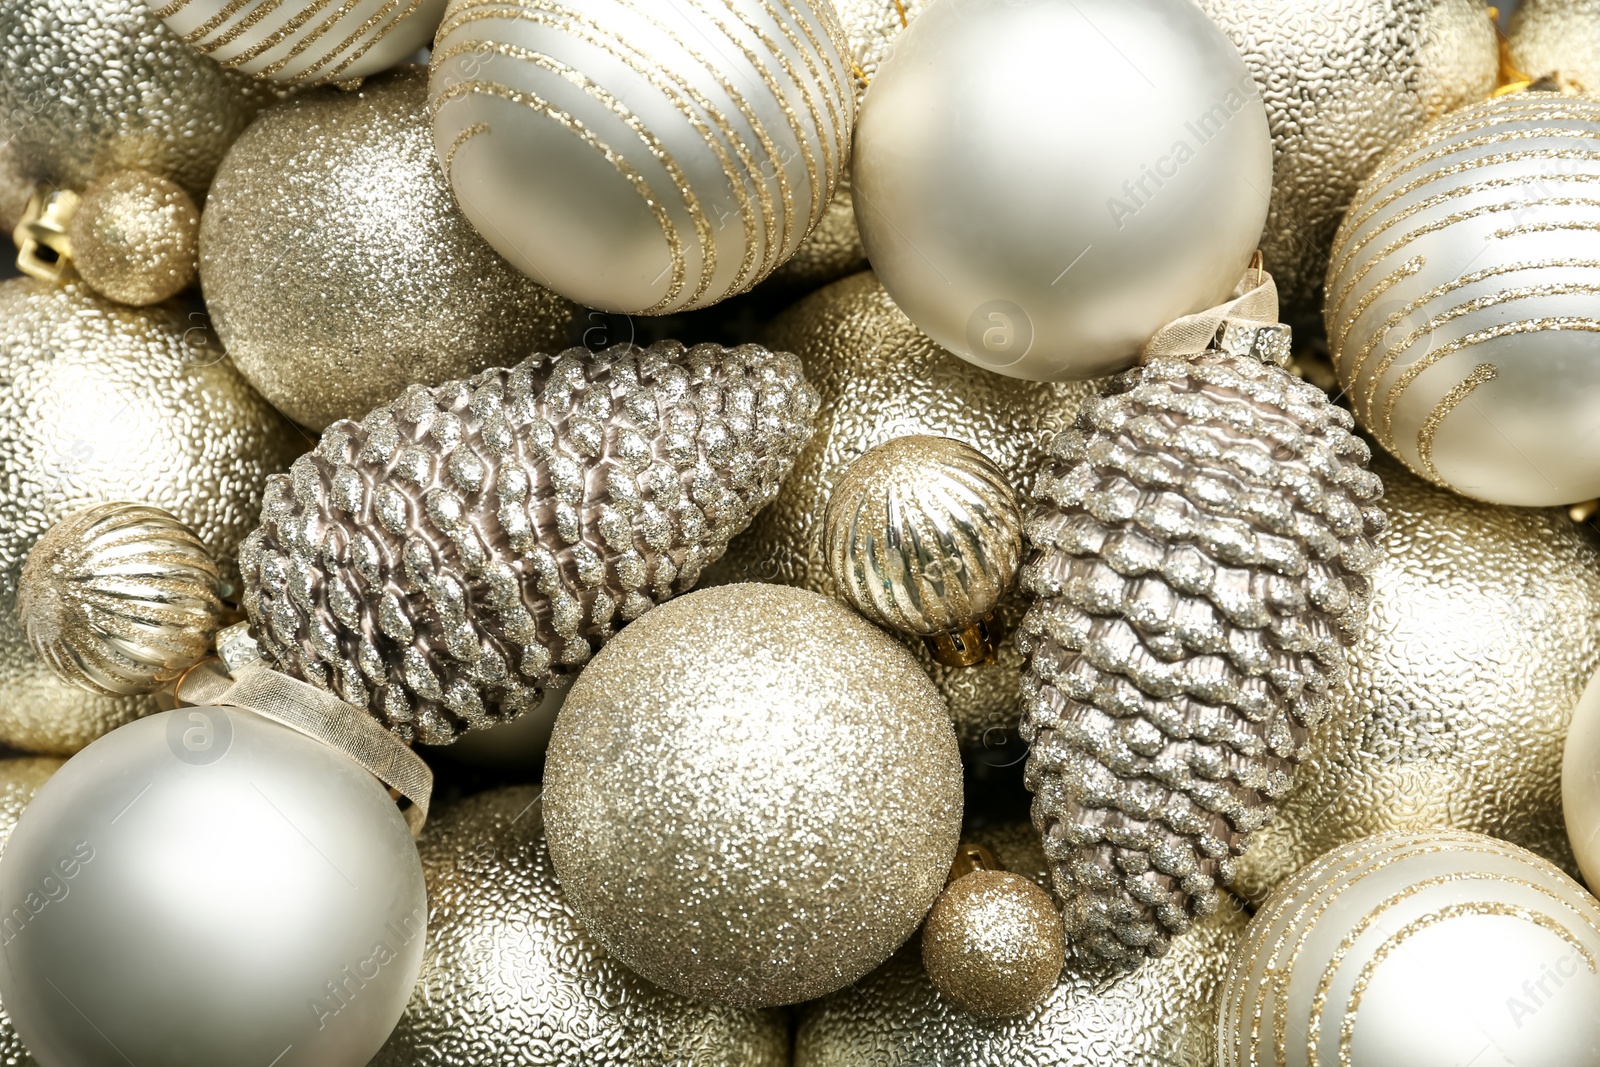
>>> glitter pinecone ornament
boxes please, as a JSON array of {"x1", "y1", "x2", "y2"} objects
[
  {"x1": 241, "y1": 341, "x2": 819, "y2": 745},
  {"x1": 1017, "y1": 285, "x2": 1385, "y2": 966}
]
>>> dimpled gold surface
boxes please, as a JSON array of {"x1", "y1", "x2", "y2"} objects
[{"x1": 1510, "y1": 0, "x2": 1600, "y2": 88}]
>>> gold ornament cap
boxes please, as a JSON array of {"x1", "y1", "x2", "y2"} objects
[{"x1": 13, "y1": 185, "x2": 80, "y2": 284}]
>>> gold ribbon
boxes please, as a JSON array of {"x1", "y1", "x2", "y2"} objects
[
  {"x1": 176, "y1": 625, "x2": 432, "y2": 837},
  {"x1": 1142, "y1": 266, "x2": 1281, "y2": 360}
]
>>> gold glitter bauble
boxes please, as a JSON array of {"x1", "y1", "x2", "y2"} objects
[
  {"x1": 1510, "y1": 0, "x2": 1600, "y2": 89},
  {"x1": 371, "y1": 786, "x2": 789, "y2": 1067},
  {"x1": 1219, "y1": 831, "x2": 1600, "y2": 1067},
  {"x1": 0, "y1": 756, "x2": 61, "y2": 1067},
  {"x1": 200, "y1": 67, "x2": 579, "y2": 431},
  {"x1": 708, "y1": 270, "x2": 1104, "y2": 748},
  {"x1": 0, "y1": 0, "x2": 272, "y2": 197},
  {"x1": 796, "y1": 822, "x2": 1248, "y2": 1067},
  {"x1": 68, "y1": 171, "x2": 199, "y2": 307},
  {"x1": 0, "y1": 278, "x2": 303, "y2": 755},
  {"x1": 921, "y1": 868, "x2": 1064, "y2": 1018},
  {"x1": 1232, "y1": 453, "x2": 1600, "y2": 904},
  {"x1": 1195, "y1": 0, "x2": 1498, "y2": 314},
  {"x1": 544, "y1": 583, "x2": 963, "y2": 1008},
  {"x1": 18, "y1": 502, "x2": 222, "y2": 696}
]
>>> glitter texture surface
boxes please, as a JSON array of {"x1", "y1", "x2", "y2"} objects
[
  {"x1": 920, "y1": 870, "x2": 1064, "y2": 1018},
  {"x1": 0, "y1": 278, "x2": 304, "y2": 755},
  {"x1": 200, "y1": 67, "x2": 579, "y2": 431},
  {"x1": 1511, "y1": 0, "x2": 1600, "y2": 88},
  {"x1": 543, "y1": 582, "x2": 964, "y2": 1008},
  {"x1": 70, "y1": 171, "x2": 199, "y2": 307},
  {"x1": 371, "y1": 787, "x2": 790, "y2": 1067}
]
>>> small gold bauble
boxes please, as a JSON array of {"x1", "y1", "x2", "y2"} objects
[
  {"x1": 707, "y1": 270, "x2": 1104, "y2": 747},
  {"x1": 68, "y1": 170, "x2": 199, "y2": 306},
  {"x1": 0, "y1": 756, "x2": 62, "y2": 1067},
  {"x1": 921, "y1": 863, "x2": 1064, "y2": 1018},
  {"x1": 1232, "y1": 452, "x2": 1600, "y2": 903},
  {"x1": 797, "y1": 822, "x2": 1247, "y2": 1066},
  {"x1": 371, "y1": 786, "x2": 790, "y2": 1067},
  {"x1": 19, "y1": 502, "x2": 223, "y2": 697},
  {"x1": 1510, "y1": 0, "x2": 1600, "y2": 90},
  {"x1": 0, "y1": 278, "x2": 302, "y2": 755},
  {"x1": 200, "y1": 67, "x2": 579, "y2": 430}
]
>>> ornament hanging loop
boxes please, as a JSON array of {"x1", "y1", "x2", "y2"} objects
[{"x1": 1141, "y1": 258, "x2": 1290, "y2": 367}]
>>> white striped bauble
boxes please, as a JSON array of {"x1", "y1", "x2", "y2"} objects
[
  {"x1": 427, "y1": 0, "x2": 853, "y2": 315},
  {"x1": 149, "y1": 0, "x2": 447, "y2": 86},
  {"x1": 1325, "y1": 91, "x2": 1600, "y2": 507},
  {"x1": 1219, "y1": 831, "x2": 1600, "y2": 1067}
]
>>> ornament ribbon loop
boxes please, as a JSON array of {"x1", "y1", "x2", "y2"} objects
[
  {"x1": 176, "y1": 624, "x2": 432, "y2": 836},
  {"x1": 1141, "y1": 264, "x2": 1282, "y2": 360}
]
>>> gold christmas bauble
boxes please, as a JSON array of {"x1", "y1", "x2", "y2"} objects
[
  {"x1": 200, "y1": 67, "x2": 579, "y2": 431},
  {"x1": 796, "y1": 822, "x2": 1248, "y2": 1067},
  {"x1": 69, "y1": 170, "x2": 199, "y2": 307},
  {"x1": 920, "y1": 866, "x2": 1064, "y2": 1018},
  {"x1": 1232, "y1": 452, "x2": 1600, "y2": 903},
  {"x1": 0, "y1": 0, "x2": 272, "y2": 197},
  {"x1": 371, "y1": 787, "x2": 789, "y2": 1067},
  {"x1": 708, "y1": 270, "x2": 1104, "y2": 747},
  {"x1": 1195, "y1": 0, "x2": 1498, "y2": 315},
  {"x1": 0, "y1": 278, "x2": 303, "y2": 755},
  {"x1": 0, "y1": 756, "x2": 61, "y2": 1067},
  {"x1": 1510, "y1": 0, "x2": 1600, "y2": 89}
]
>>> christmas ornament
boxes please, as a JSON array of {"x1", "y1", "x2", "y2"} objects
[
  {"x1": 65, "y1": 170, "x2": 199, "y2": 307},
  {"x1": 920, "y1": 841, "x2": 1064, "y2": 1018},
  {"x1": 1510, "y1": 0, "x2": 1600, "y2": 90},
  {"x1": 1196, "y1": 0, "x2": 1498, "y2": 314},
  {"x1": 763, "y1": 179, "x2": 868, "y2": 294},
  {"x1": 1326, "y1": 91, "x2": 1600, "y2": 506},
  {"x1": 1562, "y1": 667, "x2": 1600, "y2": 893},
  {"x1": 709, "y1": 271, "x2": 1105, "y2": 747},
  {"x1": 852, "y1": 0, "x2": 1271, "y2": 381},
  {"x1": 1219, "y1": 830, "x2": 1600, "y2": 1067},
  {"x1": 152, "y1": 0, "x2": 446, "y2": 87},
  {"x1": 428, "y1": 0, "x2": 854, "y2": 314},
  {"x1": 372, "y1": 787, "x2": 790, "y2": 1066},
  {"x1": 18, "y1": 502, "x2": 223, "y2": 697},
  {"x1": 200, "y1": 68, "x2": 578, "y2": 432},
  {"x1": 0, "y1": 143, "x2": 35, "y2": 237},
  {"x1": 1018, "y1": 270, "x2": 1386, "y2": 965},
  {"x1": 0, "y1": 756, "x2": 61, "y2": 1067},
  {"x1": 832, "y1": 0, "x2": 930, "y2": 102},
  {"x1": 796, "y1": 821, "x2": 1248, "y2": 1066},
  {"x1": 0, "y1": 278, "x2": 302, "y2": 755},
  {"x1": 0, "y1": 0, "x2": 271, "y2": 197},
  {"x1": 0, "y1": 706, "x2": 427, "y2": 1067},
  {"x1": 1233, "y1": 452, "x2": 1600, "y2": 903},
  {"x1": 241, "y1": 341, "x2": 819, "y2": 746},
  {"x1": 543, "y1": 582, "x2": 963, "y2": 1008},
  {"x1": 824, "y1": 435, "x2": 1022, "y2": 666}
]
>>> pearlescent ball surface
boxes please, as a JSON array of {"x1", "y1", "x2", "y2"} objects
[
  {"x1": 853, "y1": 0, "x2": 1272, "y2": 381},
  {"x1": 0, "y1": 757, "x2": 62, "y2": 1067},
  {"x1": 0, "y1": 708, "x2": 427, "y2": 1067},
  {"x1": 372, "y1": 787, "x2": 790, "y2": 1066},
  {"x1": 0, "y1": 278, "x2": 303, "y2": 755},
  {"x1": 200, "y1": 67, "x2": 578, "y2": 431},
  {"x1": 1562, "y1": 667, "x2": 1600, "y2": 891},
  {"x1": 544, "y1": 583, "x2": 963, "y2": 1008}
]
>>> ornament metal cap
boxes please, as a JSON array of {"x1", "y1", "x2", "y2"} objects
[{"x1": 12, "y1": 184, "x2": 79, "y2": 283}]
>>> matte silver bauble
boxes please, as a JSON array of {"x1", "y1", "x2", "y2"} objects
[
  {"x1": 853, "y1": 0, "x2": 1272, "y2": 381},
  {"x1": 0, "y1": 757, "x2": 62, "y2": 1067},
  {"x1": 0, "y1": 707, "x2": 427, "y2": 1067},
  {"x1": 429, "y1": 0, "x2": 854, "y2": 314},
  {"x1": 1326, "y1": 91, "x2": 1600, "y2": 506},
  {"x1": 18, "y1": 502, "x2": 223, "y2": 697},
  {"x1": 1219, "y1": 831, "x2": 1600, "y2": 1067},
  {"x1": 1563, "y1": 666, "x2": 1600, "y2": 892},
  {"x1": 544, "y1": 583, "x2": 963, "y2": 1008},
  {"x1": 152, "y1": 0, "x2": 447, "y2": 87},
  {"x1": 1510, "y1": 0, "x2": 1600, "y2": 91}
]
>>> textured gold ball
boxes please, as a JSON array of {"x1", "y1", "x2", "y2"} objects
[
  {"x1": 1196, "y1": 0, "x2": 1498, "y2": 315},
  {"x1": 18, "y1": 502, "x2": 222, "y2": 697},
  {"x1": 921, "y1": 870, "x2": 1064, "y2": 1018},
  {"x1": 0, "y1": 0, "x2": 272, "y2": 197},
  {"x1": 0, "y1": 278, "x2": 303, "y2": 755},
  {"x1": 371, "y1": 786, "x2": 789, "y2": 1067},
  {"x1": 1510, "y1": 0, "x2": 1600, "y2": 89},
  {"x1": 797, "y1": 822, "x2": 1249, "y2": 1066},
  {"x1": 1220, "y1": 831, "x2": 1600, "y2": 1067},
  {"x1": 708, "y1": 271, "x2": 1103, "y2": 747},
  {"x1": 0, "y1": 756, "x2": 61, "y2": 1067},
  {"x1": 68, "y1": 171, "x2": 199, "y2": 307},
  {"x1": 544, "y1": 583, "x2": 963, "y2": 1008},
  {"x1": 1232, "y1": 452, "x2": 1600, "y2": 903},
  {"x1": 200, "y1": 67, "x2": 579, "y2": 431}
]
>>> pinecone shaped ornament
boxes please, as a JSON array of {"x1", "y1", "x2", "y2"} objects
[
  {"x1": 1017, "y1": 270, "x2": 1385, "y2": 966},
  {"x1": 241, "y1": 341, "x2": 819, "y2": 744}
]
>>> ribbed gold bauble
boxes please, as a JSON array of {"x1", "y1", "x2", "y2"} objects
[
  {"x1": 708, "y1": 271, "x2": 1104, "y2": 747},
  {"x1": 0, "y1": 279, "x2": 303, "y2": 755},
  {"x1": 0, "y1": 0, "x2": 272, "y2": 197},
  {"x1": 1195, "y1": 0, "x2": 1498, "y2": 314},
  {"x1": 69, "y1": 171, "x2": 200, "y2": 307},
  {"x1": 371, "y1": 787, "x2": 790, "y2": 1067},
  {"x1": 0, "y1": 757, "x2": 61, "y2": 1067},
  {"x1": 1232, "y1": 453, "x2": 1600, "y2": 903},
  {"x1": 796, "y1": 822, "x2": 1248, "y2": 1067},
  {"x1": 1510, "y1": 0, "x2": 1600, "y2": 89}
]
